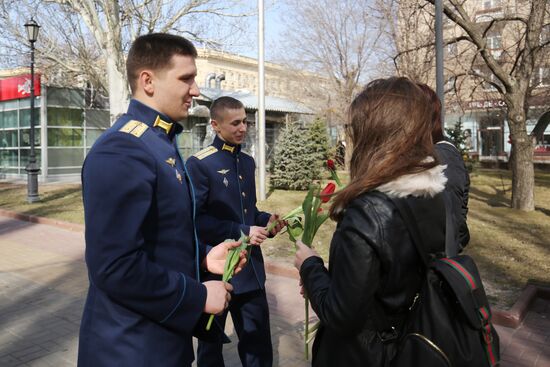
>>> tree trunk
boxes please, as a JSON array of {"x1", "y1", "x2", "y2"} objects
[
  {"x1": 106, "y1": 53, "x2": 129, "y2": 123},
  {"x1": 508, "y1": 106, "x2": 535, "y2": 211}
]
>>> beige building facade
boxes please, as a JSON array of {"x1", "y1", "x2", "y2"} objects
[{"x1": 195, "y1": 48, "x2": 327, "y2": 108}]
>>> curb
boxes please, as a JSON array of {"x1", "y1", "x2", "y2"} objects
[
  {"x1": 492, "y1": 283, "x2": 550, "y2": 328},
  {"x1": 0, "y1": 208, "x2": 85, "y2": 232},
  {"x1": 0, "y1": 208, "x2": 546, "y2": 329}
]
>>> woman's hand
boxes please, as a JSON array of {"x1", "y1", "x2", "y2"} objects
[
  {"x1": 294, "y1": 240, "x2": 319, "y2": 271},
  {"x1": 203, "y1": 240, "x2": 247, "y2": 275},
  {"x1": 266, "y1": 214, "x2": 287, "y2": 236}
]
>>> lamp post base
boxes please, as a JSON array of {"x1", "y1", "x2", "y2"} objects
[{"x1": 25, "y1": 163, "x2": 40, "y2": 203}]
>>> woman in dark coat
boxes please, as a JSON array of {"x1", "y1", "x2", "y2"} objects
[
  {"x1": 294, "y1": 77, "x2": 448, "y2": 366},
  {"x1": 416, "y1": 83, "x2": 471, "y2": 255}
]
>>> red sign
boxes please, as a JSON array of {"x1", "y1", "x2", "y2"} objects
[{"x1": 0, "y1": 74, "x2": 41, "y2": 102}]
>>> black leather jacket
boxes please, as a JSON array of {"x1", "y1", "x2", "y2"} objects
[{"x1": 300, "y1": 188, "x2": 446, "y2": 367}]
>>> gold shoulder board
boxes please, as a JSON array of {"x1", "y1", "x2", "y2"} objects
[
  {"x1": 194, "y1": 146, "x2": 218, "y2": 160},
  {"x1": 119, "y1": 120, "x2": 148, "y2": 138}
]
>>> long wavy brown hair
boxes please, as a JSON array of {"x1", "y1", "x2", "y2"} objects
[{"x1": 330, "y1": 77, "x2": 438, "y2": 221}]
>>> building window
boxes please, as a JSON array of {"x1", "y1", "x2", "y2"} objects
[
  {"x1": 531, "y1": 67, "x2": 550, "y2": 88},
  {"x1": 445, "y1": 76, "x2": 457, "y2": 92},
  {"x1": 47, "y1": 107, "x2": 83, "y2": 127},
  {"x1": 481, "y1": 0, "x2": 501, "y2": 10},
  {"x1": 48, "y1": 128, "x2": 83, "y2": 147},
  {"x1": 445, "y1": 42, "x2": 459, "y2": 56},
  {"x1": 486, "y1": 31, "x2": 502, "y2": 58},
  {"x1": 476, "y1": 68, "x2": 502, "y2": 92},
  {"x1": 541, "y1": 25, "x2": 550, "y2": 44},
  {"x1": 0, "y1": 130, "x2": 18, "y2": 148},
  {"x1": 0, "y1": 110, "x2": 18, "y2": 129},
  {"x1": 487, "y1": 32, "x2": 502, "y2": 49}
]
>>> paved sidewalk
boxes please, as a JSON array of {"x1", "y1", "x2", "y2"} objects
[{"x1": 0, "y1": 215, "x2": 548, "y2": 366}]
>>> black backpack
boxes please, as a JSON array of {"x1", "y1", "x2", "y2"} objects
[{"x1": 374, "y1": 197, "x2": 500, "y2": 367}]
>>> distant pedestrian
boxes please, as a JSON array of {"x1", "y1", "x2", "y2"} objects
[{"x1": 417, "y1": 83, "x2": 470, "y2": 255}]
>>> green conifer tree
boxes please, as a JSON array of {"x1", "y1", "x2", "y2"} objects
[
  {"x1": 306, "y1": 118, "x2": 331, "y2": 179},
  {"x1": 445, "y1": 119, "x2": 468, "y2": 156},
  {"x1": 270, "y1": 121, "x2": 317, "y2": 190}
]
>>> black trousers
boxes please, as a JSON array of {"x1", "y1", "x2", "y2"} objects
[{"x1": 197, "y1": 289, "x2": 273, "y2": 367}]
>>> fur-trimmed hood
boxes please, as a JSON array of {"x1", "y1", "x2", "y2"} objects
[{"x1": 376, "y1": 164, "x2": 447, "y2": 198}]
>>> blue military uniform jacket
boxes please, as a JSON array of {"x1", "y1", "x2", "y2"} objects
[
  {"x1": 78, "y1": 99, "x2": 208, "y2": 367},
  {"x1": 186, "y1": 136, "x2": 271, "y2": 294}
]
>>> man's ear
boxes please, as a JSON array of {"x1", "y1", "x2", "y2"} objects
[
  {"x1": 211, "y1": 118, "x2": 220, "y2": 133},
  {"x1": 138, "y1": 70, "x2": 155, "y2": 96}
]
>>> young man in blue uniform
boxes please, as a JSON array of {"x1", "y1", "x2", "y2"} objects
[
  {"x1": 187, "y1": 97, "x2": 285, "y2": 367},
  {"x1": 78, "y1": 34, "x2": 246, "y2": 367}
]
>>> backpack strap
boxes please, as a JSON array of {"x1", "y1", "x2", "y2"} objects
[{"x1": 389, "y1": 197, "x2": 433, "y2": 267}]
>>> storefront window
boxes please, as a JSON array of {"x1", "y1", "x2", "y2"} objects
[
  {"x1": 47, "y1": 107, "x2": 83, "y2": 127},
  {"x1": 47, "y1": 147, "x2": 84, "y2": 167},
  {"x1": 85, "y1": 109, "x2": 110, "y2": 129},
  {"x1": 0, "y1": 130, "x2": 18, "y2": 148},
  {"x1": 0, "y1": 110, "x2": 18, "y2": 128},
  {"x1": 19, "y1": 108, "x2": 41, "y2": 127},
  {"x1": 47, "y1": 87, "x2": 85, "y2": 108},
  {"x1": 48, "y1": 128, "x2": 83, "y2": 147},
  {"x1": 85, "y1": 129, "x2": 104, "y2": 147},
  {"x1": 19, "y1": 149, "x2": 41, "y2": 168},
  {"x1": 19, "y1": 128, "x2": 41, "y2": 147},
  {"x1": 0, "y1": 149, "x2": 18, "y2": 168}
]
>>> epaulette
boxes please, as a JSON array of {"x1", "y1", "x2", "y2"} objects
[
  {"x1": 119, "y1": 120, "x2": 148, "y2": 138},
  {"x1": 193, "y1": 146, "x2": 218, "y2": 160}
]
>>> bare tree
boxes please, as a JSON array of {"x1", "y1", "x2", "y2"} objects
[
  {"x1": 275, "y1": 0, "x2": 384, "y2": 126},
  {"x1": 0, "y1": 0, "x2": 253, "y2": 120},
  {"x1": 388, "y1": 0, "x2": 550, "y2": 211}
]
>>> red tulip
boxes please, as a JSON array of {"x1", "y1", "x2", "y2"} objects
[
  {"x1": 320, "y1": 182, "x2": 336, "y2": 203},
  {"x1": 326, "y1": 159, "x2": 336, "y2": 171}
]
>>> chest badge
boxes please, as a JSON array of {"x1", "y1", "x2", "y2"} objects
[
  {"x1": 217, "y1": 169, "x2": 230, "y2": 188},
  {"x1": 165, "y1": 157, "x2": 176, "y2": 167},
  {"x1": 175, "y1": 169, "x2": 183, "y2": 184}
]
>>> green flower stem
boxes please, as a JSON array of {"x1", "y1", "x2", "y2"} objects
[
  {"x1": 330, "y1": 169, "x2": 343, "y2": 188},
  {"x1": 206, "y1": 233, "x2": 249, "y2": 331}
]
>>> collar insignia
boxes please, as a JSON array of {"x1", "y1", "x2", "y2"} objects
[
  {"x1": 175, "y1": 169, "x2": 182, "y2": 184},
  {"x1": 165, "y1": 157, "x2": 176, "y2": 167},
  {"x1": 223, "y1": 177, "x2": 229, "y2": 187},
  {"x1": 222, "y1": 143, "x2": 235, "y2": 153},
  {"x1": 217, "y1": 169, "x2": 230, "y2": 175},
  {"x1": 153, "y1": 115, "x2": 173, "y2": 134}
]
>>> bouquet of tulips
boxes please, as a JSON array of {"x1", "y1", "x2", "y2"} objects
[{"x1": 267, "y1": 159, "x2": 343, "y2": 359}]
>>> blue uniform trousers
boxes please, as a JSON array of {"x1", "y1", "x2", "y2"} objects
[{"x1": 197, "y1": 289, "x2": 272, "y2": 367}]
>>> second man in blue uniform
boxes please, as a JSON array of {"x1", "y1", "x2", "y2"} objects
[{"x1": 187, "y1": 97, "x2": 285, "y2": 367}]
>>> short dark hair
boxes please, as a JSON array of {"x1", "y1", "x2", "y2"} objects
[
  {"x1": 210, "y1": 96, "x2": 244, "y2": 121},
  {"x1": 126, "y1": 33, "x2": 197, "y2": 94}
]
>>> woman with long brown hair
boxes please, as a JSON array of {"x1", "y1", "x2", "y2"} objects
[{"x1": 294, "y1": 77, "x2": 448, "y2": 366}]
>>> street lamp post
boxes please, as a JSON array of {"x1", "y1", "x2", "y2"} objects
[{"x1": 24, "y1": 18, "x2": 40, "y2": 203}]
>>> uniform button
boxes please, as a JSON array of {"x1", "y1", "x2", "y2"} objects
[
  {"x1": 239, "y1": 175, "x2": 243, "y2": 180},
  {"x1": 242, "y1": 192, "x2": 246, "y2": 197},
  {"x1": 244, "y1": 208, "x2": 248, "y2": 214}
]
